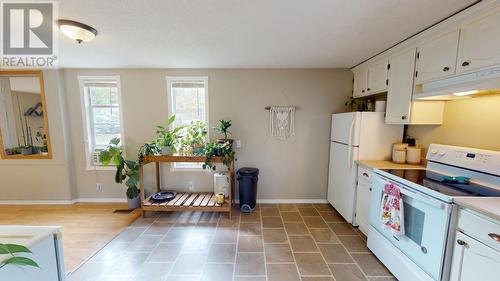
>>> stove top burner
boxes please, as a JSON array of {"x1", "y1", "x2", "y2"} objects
[{"x1": 380, "y1": 169, "x2": 500, "y2": 197}]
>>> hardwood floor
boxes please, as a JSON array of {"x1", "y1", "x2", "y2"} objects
[{"x1": 0, "y1": 203, "x2": 141, "y2": 272}]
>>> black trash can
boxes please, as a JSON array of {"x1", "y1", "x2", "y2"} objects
[{"x1": 237, "y1": 167, "x2": 259, "y2": 213}]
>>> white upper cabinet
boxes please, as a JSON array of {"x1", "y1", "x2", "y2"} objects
[
  {"x1": 415, "y1": 30, "x2": 460, "y2": 83},
  {"x1": 385, "y1": 49, "x2": 416, "y2": 124},
  {"x1": 458, "y1": 9, "x2": 500, "y2": 73},
  {"x1": 366, "y1": 60, "x2": 389, "y2": 94},
  {"x1": 353, "y1": 69, "x2": 368, "y2": 98}
]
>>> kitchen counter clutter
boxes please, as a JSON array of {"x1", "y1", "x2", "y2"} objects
[
  {"x1": 356, "y1": 160, "x2": 425, "y2": 170},
  {"x1": 0, "y1": 226, "x2": 65, "y2": 281},
  {"x1": 454, "y1": 197, "x2": 500, "y2": 222}
]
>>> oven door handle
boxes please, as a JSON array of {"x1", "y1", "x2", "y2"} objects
[{"x1": 395, "y1": 183, "x2": 449, "y2": 211}]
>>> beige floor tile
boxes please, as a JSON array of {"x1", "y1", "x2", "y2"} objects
[
  {"x1": 166, "y1": 275, "x2": 200, "y2": 281},
  {"x1": 264, "y1": 243, "x2": 294, "y2": 263},
  {"x1": 213, "y1": 227, "x2": 238, "y2": 243},
  {"x1": 182, "y1": 234, "x2": 212, "y2": 253},
  {"x1": 241, "y1": 212, "x2": 261, "y2": 222},
  {"x1": 128, "y1": 235, "x2": 162, "y2": 251},
  {"x1": 193, "y1": 222, "x2": 217, "y2": 235},
  {"x1": 163, "y1": 227, "x2": 193, "y2": 243},
  {"x1": 128, "y1": 262, "x2": 173, "y2": 281},
  {"x1": 298, "y1": 208, "x2": 320, "y2": 217},
  {"x1": 148, "y1": 243, "x2": 183, "y2": 262},
  {"x1": 279, "y1": 204, "x2": 298, "y2": 211},
  {"x1": 235, "y1": 253, "x2": 266, "y2": 275},
  {"x1": 263, "y1": 228, "x2": 288, "y2": 243},
  {"x1": 240, "y1": 222, "x2": 262, "y2": 236},
  {"x1": 318, "y1": 244, "x2": 353, "y2": 263},
  {"x1": 281, "y1": 212, "x2": 302, "y2": 222},
  {"x1": 338, "y1": 236, "x2": 369, "y2": 253},
  {"x1": 284, "y1": 222, "x2": 309, "y2": 235},
  {"x1": 367, "y1": 277, "x2": 397, "y2": 281},
  {"x1": 238, "y1": 236, "x2": 264, "y2": 252},
  {"x1": 261, "y1": 207, "x2": 280, "y2": 216},
  {"x1": 263, "y1": 217, "x2": 284, "y2": 228},
  {"x1": 267, "y1": 263, "x2": 301, "y2": 281},
  {"x1": 328, "y1": 222, "x2": 358, "y2": 235},
  {"x1": 207, "y1": 243, "x2": 237, "y2": 262},
  {"x1": 319, "y1": 211, "x2": 345, "y2": 222},
  {"x1": 171, "y1": 252, "x2": 207, "y2": 274},
  {"x1": 329, "y1": 264, "x2": 367, "y2": 281},
  {"x1": 351, "y1": 253, "x2": 392, "y2": 277},
  {"x1": 309, "y1": 228, "x2": 339, "y2": 243},
  {"x1": 218, "y1": 217, "x2": 240, "y2": 228},
  {"x1": 301, "y1": 277, "x2": 334, "y2": 281},
  {"x1": 234, "y1": 277, "x2": 266, "y2": 281},
  {"x1": 313, "y1": 204, "x2": 334, "y2": 211},
  {"x1": 303, "y1": 217, "x2": 328, "y2": 228},
  {"x1": 202, "y1": 263, "x2": 234, "y2": 281},
  {"x1": 294, "y1": 253, "x2": 330, "y2": 276},
  {"x1": 144, "y1": 222, "x2": 173, "y2": 235},
  {"x1": 289, "y1": 236, "x2": 318, "y2": 252}
]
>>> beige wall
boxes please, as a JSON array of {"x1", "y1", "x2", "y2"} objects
[
  {"x1": 63, "y1": 69, "x2": 353, "y2": 200},
  {"x1": 407, "y1": 94, "x2": 500, "y2": 152},
  {"x1": 0, "y1": 70, "x2": 75, "y2": 201}
]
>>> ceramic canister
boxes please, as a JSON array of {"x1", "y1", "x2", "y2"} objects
[
  {"x1": 407, "y1": 147, "x2": 422, "y2": 164},
  {"x1": 392, "y1": 143, "x2": 408, "y2": 164}
]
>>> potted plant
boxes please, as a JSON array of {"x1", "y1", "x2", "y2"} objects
[
  {"x1": 156, "y1": 115, "x2": 182, "y2": 155},
  {"x1": 202, "y1": 141, "x2": 235, "y2": 171},
  {"x1": 214, "y1": 119, "x2": 233, "y2": 145},
  {"x1": 185, "y1": 120, "x2": 207, "y2": 155},
  {"x1": 99, "y1": 138, "x2": 143, "y2": 209},
  {"x1": 0, "y1": 243, "x2": 38, "y2": 270},
  {"x1": 20, "y1": 146, "x2": 33, "y2": 155},
  {"x1": 36, "y1": 128, "x2": 48, "y2": 153}
]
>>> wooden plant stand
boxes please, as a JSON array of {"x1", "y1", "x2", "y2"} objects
[{"x1": 139, "y1": 155, "x2": 235, "y2": 218}]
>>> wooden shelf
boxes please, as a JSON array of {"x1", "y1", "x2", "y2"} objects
[
  {"x1": 143, "y1": 192, "x2": 230, "y2": 212},
  {"x1": 141, "y1": 155, "x2": 225, "y2": 164}
]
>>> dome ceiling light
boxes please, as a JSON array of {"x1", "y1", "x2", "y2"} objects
[{"x1": 57, "y1": 20, "x2": 98, "y2": 44}]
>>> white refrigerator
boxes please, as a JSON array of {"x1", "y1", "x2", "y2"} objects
[{"x1": 327, "y1": 112, "x2": 403, "y2": 224}]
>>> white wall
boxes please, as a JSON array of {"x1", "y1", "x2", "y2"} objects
[{"x1": 63, "y1": 69, "x2": 353, "y2": 201}]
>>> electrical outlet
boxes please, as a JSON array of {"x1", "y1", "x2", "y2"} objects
[
  {"x1": 235, "y1": 140, "x2": 242, "y2": 148},
  {"x1": 188, "y1": 181, "x2": 194, "y2": 192},
  {"x1": 96, "y1": 183, "x2": 103, "y2": 192}
]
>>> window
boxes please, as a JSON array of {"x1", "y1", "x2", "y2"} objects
[
  {"x1": 79, "y1": 76, "x2": 124, "y2": 169},
  {"x1": 166, "y1": 76, "x2": 208, "y2": 170}
]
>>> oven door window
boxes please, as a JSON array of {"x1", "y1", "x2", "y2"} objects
[{"x1": 403, "y1": 201, "x2": 425, "y2": 246}]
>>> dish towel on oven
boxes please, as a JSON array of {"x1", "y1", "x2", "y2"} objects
[{"x1": 380, "y1": 183, "x2": 405, "y2": 235}]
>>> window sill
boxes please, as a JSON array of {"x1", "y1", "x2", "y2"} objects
[{"x1": 86, "y1": 165, "x2": 117, "y2": 171}]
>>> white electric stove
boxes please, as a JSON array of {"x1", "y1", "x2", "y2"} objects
[{"x1": 367, "y1": 144, "x2": 500, "y2": 281}]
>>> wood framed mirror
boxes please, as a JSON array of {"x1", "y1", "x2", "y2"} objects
[{"x1": 0, "y1": 70, "x2": 52, "y2": 159}]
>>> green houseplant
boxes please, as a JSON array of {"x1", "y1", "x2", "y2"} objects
[
  {"x1": 202, "y1": 141, "x2": 235, "y2": 170},
  {"x1": 184, "y1": 120, "x2": 207, "y2": 155},
  {"x1": 0, "y1": 244, "x2": 38, "y2": 270},
  {"x1": 214, "y1": 119, "x2": 233, "y2": 144},
  {"x1": 99, "y1": 138, "x2": 143, "y2": 208},
  {"x1": 156, "y1": 115, "x2": 182, "y2": 155}
]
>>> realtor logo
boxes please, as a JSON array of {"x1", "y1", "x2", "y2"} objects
[{"x1": 1, "y1": 1, "x2": 58, "y2": 68}]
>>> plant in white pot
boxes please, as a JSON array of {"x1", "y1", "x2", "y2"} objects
[
  {"x1": 99, "y1": 138, "x2": 160, "y2": 209},
  {"x1": 156, "y1": 115, "x2": 183, "y2": 155}
]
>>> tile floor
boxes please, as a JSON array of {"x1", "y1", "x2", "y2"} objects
[{"x1": 68, "y1": 204, "x2": 396, "y2": 281}]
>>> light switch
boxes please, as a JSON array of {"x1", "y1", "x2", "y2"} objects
[{"x1": 235, "y1": 140, "x2": 241, "y2": 148}]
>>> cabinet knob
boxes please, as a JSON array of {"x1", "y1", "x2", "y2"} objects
[
  {"x1": 488, "y1": 233, "x2": 500, "y2": 242},
  {"x1": 362, "y1": 89, "x2": 365, "y2": 93},
  {"x1": 367, "y1": 88, "x2": 371, "y2": 91},
  {"x1": 457, "y1": 239, "x2": 467, "y2": 246},
  {"x1": 462, "y1": 61, "x2": 470, "y2": 67},
  {"x1": 362, "y1": 173, "x2": 369, "y2": 178},
  {"x1": 369, "y1": 187, "x2": 372, "y2": 191},
  {"x1": 442, "y1": 66, "x2": 450, "y2": 72},
  {"x1": 401, "y1": 116, "x2": 407, "y2": 120}
]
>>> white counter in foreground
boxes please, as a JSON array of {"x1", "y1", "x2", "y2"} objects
[{"x1": 0, "y1": 225, "x2": 65, "y2": 281}]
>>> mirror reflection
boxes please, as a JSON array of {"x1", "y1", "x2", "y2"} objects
[{"x1": 0, "y1": 72, "x2": 51, "y2": 158}]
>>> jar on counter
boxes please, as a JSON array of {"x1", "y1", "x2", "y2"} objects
[{"x1": 392, "y1": 143, "x2": 408, "y2": 164}]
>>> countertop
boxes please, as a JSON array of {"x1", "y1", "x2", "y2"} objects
[
  {"x1": 453, "y1": 197, "x2": 500, "y2": 222},
  {"x1": 356, "y1": 160, "x2": 425, "y2": 170},
  {"x1": 0, "y1": 226, "x2": 61, "y2": 264}
]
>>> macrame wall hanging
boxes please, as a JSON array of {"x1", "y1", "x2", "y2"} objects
[{"x1": 267, "y1": 106, "x2": 296, "y2": 141}]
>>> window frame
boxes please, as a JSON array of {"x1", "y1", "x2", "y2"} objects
[
  {"x1": 166, "y1": 76, "x2": 209, "y2": 171},
  {"x1": 78, "y1": 75, "x2": 125, "y2": 170}
]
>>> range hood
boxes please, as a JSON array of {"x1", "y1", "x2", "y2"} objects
[{"x1": 414, "y1": 66, "x2": 500, "y2": 100}]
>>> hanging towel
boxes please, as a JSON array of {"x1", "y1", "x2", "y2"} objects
[
  {"x1": 380, "y1": 183, "x2": 405, "y2": 236},
  {"x1": 269, "y1": 106, "x2": 295, "y2": 140}
]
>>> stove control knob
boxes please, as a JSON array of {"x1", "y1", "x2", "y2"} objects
[
  {"x1": 438, "y1": 151, "x2": 447, "y2": 156},
  {"x1": 430, "y1": 150, "x2": 438, "y2": 155}
]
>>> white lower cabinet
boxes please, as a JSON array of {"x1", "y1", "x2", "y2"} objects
[
  {"x1": 449, "y1": 209, "x2": 500, "y2": 281},
  {"x1": 355, "y1": 166, "x2": 372, "y2": 235}
]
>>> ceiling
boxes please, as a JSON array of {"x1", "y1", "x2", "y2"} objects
[{"x1": 57, "y1": 0, "x2": 478, "y2": 68}]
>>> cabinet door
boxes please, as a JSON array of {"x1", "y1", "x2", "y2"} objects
[
  {"x1": 385, "y1": 49, "x2": 416, "y2": 124},
  {"x1": 367, "y1": 60, "x2": 388, "y2": 94},
  {"x1": 458, "y1": 9, "x2": 500, "y2": 73},
  {"x1": 355, "y1": 178, "x2": 371, "y2": 235},
  {"x1": 353, "y1": 69, "x2": 368, "y2": 98},
  {"x1": 416, "y1": 30, "x2": 460, "y2": 83},
  {"x1": 450, "y1": 231, "x2": 500, "y2": 281}
]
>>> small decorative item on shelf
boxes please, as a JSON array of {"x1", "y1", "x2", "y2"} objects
[
  {"x1": 182, "y1": 120, "x2": 207, "y2": 155},
  {"x1": 214, "y1": 119, "x2": 233, "y2": 145},
  {"x1": 156, "y1": 115, "x2": 182, "y2": 155},
  {"x1": 215, "y1": 193, "x2": 225, "y2": 205}
]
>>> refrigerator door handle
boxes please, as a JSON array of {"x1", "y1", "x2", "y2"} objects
[{"x1": 347, "y1": 119, "x2": 355, "y2": 169}]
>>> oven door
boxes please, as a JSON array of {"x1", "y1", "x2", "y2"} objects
[{"x1": 370, "y1": 173, "x2": 452, "y2": 281}]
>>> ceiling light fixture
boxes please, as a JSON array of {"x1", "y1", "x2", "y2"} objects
[
  {"x1": 57, "y1": 20, "x2": 98, "y2": 44},
  {"x1": 453, "y1": 90, "x2": 479, "y2": 96}
]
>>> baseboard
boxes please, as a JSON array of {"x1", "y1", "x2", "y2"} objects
[{"x1": 0, "y1": 198, "x2": 127, "y2": 205}]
